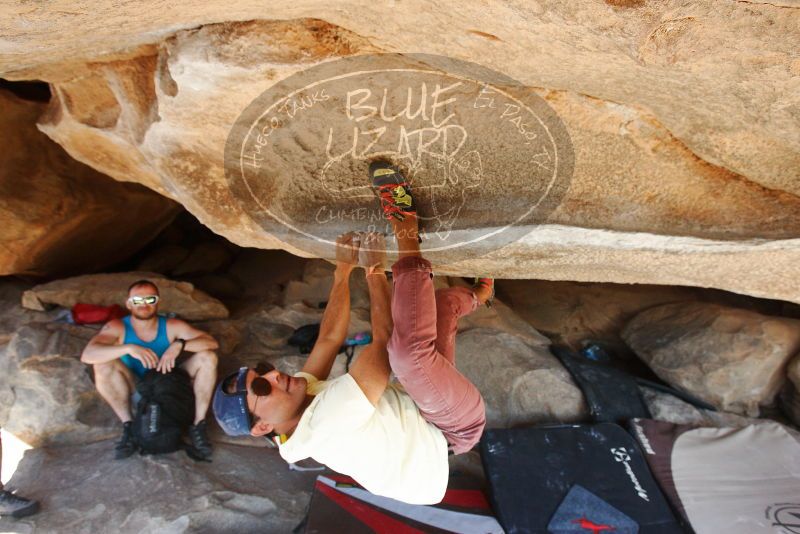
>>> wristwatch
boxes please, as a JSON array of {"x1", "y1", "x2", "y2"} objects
[{"x1": 176, "y1": 338, "x2": 187, "y2": 352}]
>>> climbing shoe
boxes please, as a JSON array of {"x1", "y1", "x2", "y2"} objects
[
  {"x1": 0, "y1": 490, "x2": 40, "y2": 519},
  {"x1": 186, "y1": 420, "x2": 213, "y2": 462},
  {"x1": 369, "y1": 160, "x2": 416, "y2": 221},
  {"x1": 114, "y1": 421, "x2": 137, "y2": 460},
  {"x1": 472, "y1": 277, "x2": 495, "y2": 308}
]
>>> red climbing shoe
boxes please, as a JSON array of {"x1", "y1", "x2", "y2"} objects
[{"x1": 369, "y1": 160, "x2": 416, "y2": 221}]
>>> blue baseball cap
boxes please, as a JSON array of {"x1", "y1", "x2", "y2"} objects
[{"x1": 212, "y1": 367, "x2": 252, "y2": 437}]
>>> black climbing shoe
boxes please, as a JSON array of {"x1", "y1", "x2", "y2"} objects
[
  {"x1": 187, "y1": 420, "x2": 213, "y2": 462},
  {"x1": 369, "y1": 160, "x2": 416, "y2": 221},
  {"x1": 114, "y1": 421, "x2": 137, "y2": 460},
  {"x1": 0, "y1": 490, "x2": 40, "y2": 519}
]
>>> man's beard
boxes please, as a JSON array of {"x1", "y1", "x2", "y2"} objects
[{"x1": 132, "y1": 309, "x2": 157, "y2": 320}]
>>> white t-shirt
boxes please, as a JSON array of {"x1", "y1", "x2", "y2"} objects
[{"x1": 278, "y1": 372, "x2": 450, "y2": 504}]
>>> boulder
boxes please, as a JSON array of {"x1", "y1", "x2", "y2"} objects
[
  {"x1": 0, "y1": 88, "x2": 180, "y2": 278},
  {"x1": 283, "y1": 260, "x2": 371, "y2": 311},
  {"x1": 193, "y1": 319, "x2": 246, "y2": 359},
  {"x1": 0, "y1": 322, "x2": 118, "y2": 447},
  {"x1": 496, "y1": 279, "x2": 800, "y2": 356},
  {"x1": 261, "y1": 301, "x2": 371, "y2": 339},
  {"x1": 0, "y1": 6, "x2": 797, "y2": 302},
  {"x1": 781, "y1": 354, "x2": 800, "y2": 427},
  {"x1": 640, "y1": 387, "x2": 766, "y2": 428},
  {"x1": 457, "y1": 328, "x2": 587, "y2": 427},
  {"x1": 622, "y1": 301, "x2": 800, "y2": 416},
  {"x1": 0, "y1": 440, "x2": 318, "y2": 533},
  {"x1": 452, "y1": 280, "x2": 553, "y2": 349},
  {"x1": 0, "y1": 279, "x2": 37, "y2": 346},
  {"x1": 21, "y1": 272, "x2": 229, "y2": 321}
]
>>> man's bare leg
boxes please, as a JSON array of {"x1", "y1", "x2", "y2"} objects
[
  {"x1": 93, "y1": 360, "x2": 138, "y2": 459},
  {"x1": 94, "y1": 360, "x2": 135, "y2": 423},
  {"x1": 180, "y1": 350, "x2": 218, "y2": 425},
  {"x1": 181, "y1": 350, "x2": 217, "y2": 460}
]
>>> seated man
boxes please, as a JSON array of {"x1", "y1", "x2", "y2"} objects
[
  {"x1": 81, "y1": 279, "x2": 219, "y2": 460},
  {"x1": 213, "y1": 162, "x2": 492, "y2": 505}
]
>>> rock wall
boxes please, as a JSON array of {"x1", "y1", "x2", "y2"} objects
[
  {"x1": 0, "y1": 323, "x2": 119, "y2": 447},
  {"x1": 497, "y1": 278, "x2": 800, "y2": 355},
  {"x1": 622, "y1": 301, "x2": 800, "y2": 416},
  {"x1": 0, "y1": 89, "x2": 180, "y2": 277},
  {"x1": 0, "y1": 2, "x2": 797, "y2": 302}
]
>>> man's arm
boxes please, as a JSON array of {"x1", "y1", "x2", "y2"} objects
[
  {"x1": 80, "y1": 320, "x2": 158, "y2": 368},
  {"x1": 349, "y1": 232, "x2": 393, "y2": 405},
  {"x1": 301, "y1": 233, "x2": 358, "y2": 380},
  {"x1": 165, "y1": 319, "x2": 219, "y2": 352},
  {"x1": 156, "y1": 319, "x2": 219, "y2": 374}
]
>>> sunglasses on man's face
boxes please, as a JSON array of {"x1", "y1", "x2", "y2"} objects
[
  {"x1": 247, "y1": 362, "x2": 277, "y2": 429},
  {"x1": 250, "y1": 362, "x2": 277, "y2": 397},
  {"x1": 128, "y1": 295, "x2": 159, "y2": 306}
]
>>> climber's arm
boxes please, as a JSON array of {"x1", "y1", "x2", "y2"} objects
[{"x1": 301, "y1": 233, "x2": 358, "y2": 381}]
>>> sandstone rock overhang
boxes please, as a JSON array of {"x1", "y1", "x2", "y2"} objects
[
  {"x1": 0, "y1": 89, "x2": 180, "y2": 277},
  {"x1": 0, "y1": 4, "x2": 797, "y2": 302}
]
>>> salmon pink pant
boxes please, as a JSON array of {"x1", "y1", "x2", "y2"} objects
[{"x1": 388, "y1": 256, "x2": 486, "y2": 455}]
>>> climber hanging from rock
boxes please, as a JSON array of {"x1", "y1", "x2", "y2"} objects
[{"x1": 212, "y1": 160, "x2": 493, "y2": 504}]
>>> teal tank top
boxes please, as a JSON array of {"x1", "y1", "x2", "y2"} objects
[{"x1": 120, "y1": 315, "x2": 171, "y2": 378}]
